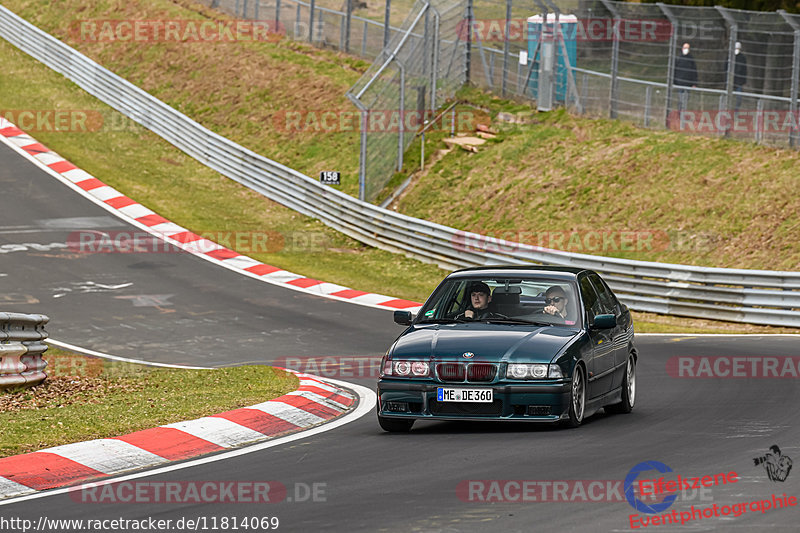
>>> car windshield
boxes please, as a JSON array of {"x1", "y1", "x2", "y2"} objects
[{"x1": 417, "y1": 276, "x2": 582, "y2": 329}]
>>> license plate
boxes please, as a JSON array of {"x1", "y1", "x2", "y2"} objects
[{"x1": 437, "y1": 387, "x2": 493, "y2": 403}]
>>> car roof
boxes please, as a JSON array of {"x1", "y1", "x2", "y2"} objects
[{"x1": 448, "y1": 265, "x2": 589, "y2": 281}]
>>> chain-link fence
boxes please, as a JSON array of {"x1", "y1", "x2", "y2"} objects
[
  {"x1": 346, "y1": 0, "x2": 467, "y2": 201},
  {"x1": 469, "y1": 1, "x2": 800, "y2": 147},
  {"x1": 202, "y1": 0, "x2": 800, "y2": 201},
  {"x1": 206, "y1": 0, "x2": 413, "y2": 58}
]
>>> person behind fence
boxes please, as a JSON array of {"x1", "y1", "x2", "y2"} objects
[
  {"x1": 674, "y1": 42, "x2": 698, "y2": 111},
  {"x1": 725, "y1": 41, "x2": 747, "y2": 110}
]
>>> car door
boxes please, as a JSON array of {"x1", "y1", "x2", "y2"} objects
[
  {"x1": 579, "y1": 274, "x2": 615, "y2": 399},
  {"x1": 588, "y1": 274, "x2": 628, "y2": 391}
]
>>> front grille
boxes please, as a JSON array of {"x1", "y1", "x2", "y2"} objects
[
  {"x1": 467, "y1": 363, "x2": 496, "y2": 382},
  {"x1": 429, "y1": 399, "x2": 503, "y2": 416},
  {"x1": 436, "y1": 362, "x2": 497, "y2": 383},
  {"x1": 437, "y1": 363, "x2": 466, "y2": 382}
]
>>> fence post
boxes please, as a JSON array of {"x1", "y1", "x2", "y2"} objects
[
  {"x1": 296, "y1": 3, "x2": 301, "y2": 39},
  {"x1": 431, "y1": 9, "x2": 440, "y2": 112},
  {"x1": 718, "y1": 93, "x2": 727, "y2": 137},
  {"x1": 235, "y1": 0, "x2": 240, "y2": 17},
  {"x1": 658, "y1": 3, "x2": 678, "y2": 128},
  {"x1": 398, "y1": 61, "x2": 405, "y2": 172},
  {"x1": 255, "y1": 0, "x2": 259, "y2": 20},
  {"x1": 466, "y1": 0, "x2": 473, "y2": 84},
  {"x1": 755, "y1": 98, "x2": 764, "y2": 144},
  {"x1": 275, "y1": 0, "x2": 281, "y2": 27},
  {"x1": 384, "y1": 0, "x2": 392, "y2": 49},
  {"x1": 309, "y1": 0, "x2": 316, "y2": 42},
  {"x1": 345, "y1": 0, "x2": 352, "y2": 53},
  {"x1": 779, "y1": 11, "x2": 800, "y2": 148},
  {"x1": 716, "y1": 7, "x2": 737, "y2": 138},
  {"x1": 244, "y1": 0, "x2": 249, "y2": 18},
  {"x1": 347, "y1": 94, "x2": 368, "y2": 201},
  {"x1": 502, "y1": 0, "x2": 511, "y2": 96},
  {"x1": 362, "y1": 20, "x2": 368, "y2": 56},
  {"x1": 600, "y1": 0, "x2": 620, "y2": 119},
  {"x1": 423, "y1": 4, "x2": 430, "y2": 81},
  {"x1": 644, "y1": 85, "x2": 652, "y2": 127}
]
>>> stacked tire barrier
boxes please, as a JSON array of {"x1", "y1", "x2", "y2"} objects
[
  {"x1": 1, "y1": 6, "x2": 799, "y2": 327},
  {"x1": 0, "y1": 313, "x2": 49, "y2": 389}
]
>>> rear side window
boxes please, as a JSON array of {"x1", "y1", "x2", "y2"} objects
[{"x1": 589, "y1": 274, "x2": 619, "y2": 316}]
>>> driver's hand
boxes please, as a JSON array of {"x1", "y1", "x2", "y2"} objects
[
  {"x1": 544, "y1": 305, "x2": 558, "y2": 315},
  {"x1": 464, "y1": 309, "x2": 475, "y2": 319}
]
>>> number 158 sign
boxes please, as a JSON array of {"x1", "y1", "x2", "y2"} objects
[{"x1": 319, "y1": 171, "x2": 340, "y2": 185}]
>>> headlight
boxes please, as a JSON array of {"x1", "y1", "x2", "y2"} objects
[
  {"x1": 381, "y1": 359, "x2": 431, "y2": 378},
  {"x1": 531, "y1": 364, "x2": 548, "y2": 378},
  {"x1": 508, "y1": 364, "x2": 528, "y2": 379},
  {"x1": 411, "y1": 361, "x2": 429, "y2": 376},
  {"x1": 506, "y1": 363, "x2": 562, "y2": 380},
  {"x1": 395, "y1": 361, "x2": 411, "y2": 376}
]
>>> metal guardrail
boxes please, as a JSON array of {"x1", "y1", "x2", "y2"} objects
[
  {"x1": 0, "y1": 312, "x2": 49, "y2": 389},
  {"x1": 1, "y1": 5, "x2": 799, "y2": 327}
]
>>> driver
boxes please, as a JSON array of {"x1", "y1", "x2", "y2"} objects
[{"x1": 457, "y1": 282, "x2": 501, "y2": 320}]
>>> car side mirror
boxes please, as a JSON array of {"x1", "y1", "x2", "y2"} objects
[
  {"x1": 591, "y1": 314, "x2": 616, "y2": 329},
  {"x1": 394, "y1": 310, "x2": 413, "y2": 326}
]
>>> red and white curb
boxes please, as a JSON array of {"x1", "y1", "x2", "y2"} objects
[
  {"x1": 0, "y1": 369, "x2": 355, "y2": 501},
  {"x1": 0, "y1": 117, "x2": 423, "y2": 314}
]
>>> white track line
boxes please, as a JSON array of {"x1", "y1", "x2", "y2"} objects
[{"x1": 46, "y1": 339, "x2": 212, "y2": 369}]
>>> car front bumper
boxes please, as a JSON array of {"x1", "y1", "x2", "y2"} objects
[{"x1": 377, "y1": 379, "x2": 572, "y2": 422}]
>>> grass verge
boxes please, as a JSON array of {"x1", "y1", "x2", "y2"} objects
[{"x1": 0, "y1": 347, "x2": 298, "y2": 457}]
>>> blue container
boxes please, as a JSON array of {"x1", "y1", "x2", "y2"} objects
[{"x1": 527, "y1": 14, "x2": 577, "y2": 103}]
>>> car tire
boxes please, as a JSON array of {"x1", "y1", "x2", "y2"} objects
[
  {"x1": 378, "y1": 415, "x2": 414, "y2": 432},
  {"x1": 564, "y1": 364, "x2": 586, "y2": 428},
  {"x1": 606, "y1": 354, "x2": 636, "y2": 414}
]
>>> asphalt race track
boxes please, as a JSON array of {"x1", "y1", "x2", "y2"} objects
[
  {"x1": 0, "y1": 141, "x2": 394, "y2": 366},
  {"x1": 2, "y1": 142, "x2": 800, "y2": 532}
]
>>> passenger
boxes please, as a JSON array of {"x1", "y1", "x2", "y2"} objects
[{"x1": 457, "y1": 282, "x2": 501, "y2": 320}]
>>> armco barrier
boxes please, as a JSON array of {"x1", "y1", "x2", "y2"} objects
[
  {"x1": 1, "y1": 5, "x2": 799, "y2": 327},
  {"x1": 0, "y1": 312, "x2": 49, "y2": 389}
]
